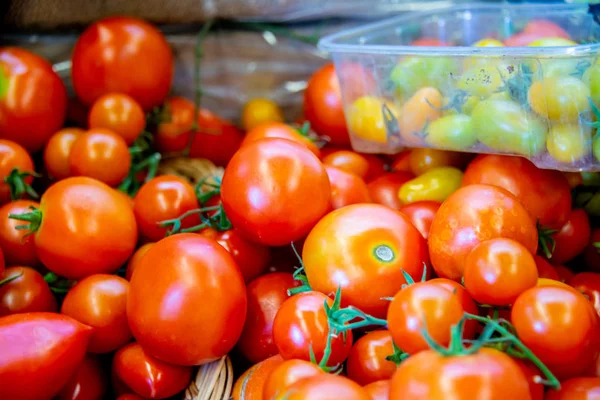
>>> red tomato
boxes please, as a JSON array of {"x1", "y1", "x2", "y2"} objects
[
  {"x1": 0, "y1": 199, "x2": 40, "y2": 267},
  {"x1": 273, "y1": 291, "x2": 353, "y2": 366},
  {"x1": 534, "y1": 255, "x2": 560, "y2": 280},
  {"x1": 117, "y1": 395, "x2": 146, "y2": 400},
  {"x1": 322, "y1": 150, "x2": 370, "y2": 179},
  {"x1": 399, "y1": 201, "x2": 440, "y2": 240},
  {"x1": 411, "y1": 38, "x2": 448, "y2": 46},
  {"x1": 554, "y1": 265, "x2": 575, "y2": 283},
  {"x1": 125, "y1": 242, "x2": 153, "y2": 280},
  {"x1": 0, "y1": 312, "x2": 92, "y2": 400},
  {"x1": 127, "y1": 234, "x2": 247, "y2": 366},
  {"x1": 427, "y1": 277, "x2": 479, "y2": 338},
  {"x1": 43, "y1": 128, "x2": 85, "y2": 180},
  {"x1": 57, "y1": 355, "x2": 107, "y2": 400},
  {"x1": 283, "y1": 374, "x2": 370, "y2": 400},
  {"x1": 504, "y1": 32, "x2": 547, "y2": 46},
  {"x1": 303, "y1": 203, "x2": 429, "y2": 318},
  {"x1": 0, "y1": 248, "x2": 3, "y2": 276},
  {"x1": 61, "y1": 274, "x2": 131, "y2": 353},
  {"x1": 262, "y1": 359, "x2": 323, "y2": 400},
  {"x1": 132, "y1": 175, "x2": 200, "y2": 241},
  {"x1": 462, "y1": 155, "x2": 572, "y2": 229},
  {"x1": 72, "y1": 16, "x2": 173, "y2": 110},
  {"x1": 242, "y1": 122, "x2": 321, "y2": 158},
  {"x1": 390, "y1": 348, "x2": 531, "y2": 399},
  {"x1": 188, "y1": 109, "x2": 244, "y2": 166},
  {"x1": 428, "y1": 184, "x2": 538, "y2": 281},
  {"x1": 0, "y1": 139, "x2": 35, "y2": 205},
  {"x1": 346, "y1": 330, "x2": 397, "y2": 386},
  {"x1": 0, "y1": 47, "x2": 67, "y2": 152},
  {"x1": 112, "y1": 342, "x2": 193, "y2": 399},
  {"x1": 585, "y1": 229, "x2": 600, "y2": 272},
  {"x1": 237, "y1": 272, "x2": 296, "y2": 364},
  {"x1": 390, "y1": 150, "x2": 412, "y2": 172},
  {"x1": 0, "y1": 266, "x2": 56, "y2": 316},
  {"x1": 88, "y1": 93, "x2": 145, "y2": 145},
  {"x1": 231, "y1": 355, "x2": 284, "y2": 400},
  {"x1": 363, "y1": 380, "x2": 390, "y2": 400},
  {"x1": 512, "y1": 359, "x2": 544, "y2": 400},
  {"x1": 221, "y1": 138, "x2": 330, "y2": 246},
  {"x1": 523, "y1": 20, "x2": 571, "y2": 40},
  {"x1": 546, "y1": 377, "x2": 600, "y2": 400},
  {"x1": 304, "y1": 63, "x2": 349, "y2": 145},
  {"x1": 570, "y1": 273, "x2": 600, "y2": 318},
  {"x1": 360, "y1": 153, "x2": 387, "y2": 181},
  {"x1": 10, "y1": 177, "x2": 138, "y2": 279},
  {"x1": 367, "y1": 172, "x2": 415, "y2": 210},
  {"x1": 549, "y1": 209, "x2": 591, "y2": 265},
  {"x1": 154, "y1": 96, "x2": 195, "y2": 154},
  {"x1": 512, "y1": 286, "x2": 600, "y2": 380},
  {"x1": 325, "y1": 166, "x2": 371, "y2": 209}
]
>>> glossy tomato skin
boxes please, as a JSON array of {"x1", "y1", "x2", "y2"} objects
[
  {"x1": 221, "y1": 138, "x2": 331, "y2": 246},
  {"x1": 0, "y1": 47, "x2": 67, "y2": 152},
  {"x1": 283, "y1": 374, "x2": 370, "y2": 400},
  {"x1": 112, "y1": 342, "x2": 193, "y2": 399},
  {"x1": 155, "y1": 96, "x2": 195, "y2": 154},
  {"x1": 399, "y1": 201, "x2": 440, "y2": 240},
  {"x1": 534, "y1": 255, "x2": 560, "y2": 280},
  {"x1": 570, "y1": 273, "x2": 600, "y2": 317},
  {"x1": 0, "y1": 312, "x2": 92, "y2": 400},
  {"x1": 43, "y1": 128, "x2": 85, "y2": 180},
  {"x1": 364, "y1": 380, "x2": 390, "y2": 400},
  {"x1": 0, "y1": 199, "x2": 40, "y2": 267},
  {"x1": 0, "y1": 139, "x2": 35, "y2": 205},
  {"x1": 428, "y1": 278, "x2": 479, "y2": 338},
  {"x1": 0, "y1": 266, "x2": 57, "y2": 316},
  {"x1": 325, "y1": 166, "x2": 371, "y2": 210},
  {"x1": 545, "y1": 377, "x2": 600, "y2": 400},
  {"x1": 57, "y1": 355, "x2": 107, "y2": 400},
  {"x1": 28, "y1": 177, "x2": 138, "y2": 279},
  {"x1": 390, "y1": 348, "x2": 531, "y2": 400},
  {"x1": 188, "y1": 109, "x2": 244, "y2": 166},
  {"x1": 241, "y1": 98, "x2": 285, "y2": 131},
  {"x1": 133, "y1": 175, "x2": 200, "y2": 242},
  {"x1": 71, "y1": 16, "x2": 173, "y2": 110},
  {"x1": 231, "y1": 355, "x2": 284, "y2": 400},
  {"x1": 88, "y1": 93, "x2": 145, "y2": 145},
  {"x1": 585, "y1": 229, "x2": 600, "y2": 272},
  {"x1": 322, "y1": 150, "x2": 370, "y2": 179},
  {"x1": 262, "y1": 359, "x2": 323, "y2": 400},
  {"x1": 61, "y1": 274, "x2": 131, "y2": 353},
  {"x1": 512, "y1": 359, "x2": 544, "y2": 400},
  {"x1": 303, "y1": 204, "x2": 429, "y2": 318},
  {"x1": 428, "y1": 184, "x2": 538, "y2": 281},
  {"x1": 549, "y1": 209, "x2": 591, "y2": 265},
  {"x1": 116, "y1": 395, "x2": 146, "y2": 400},
  {"x1": 346, "y1": 330, "x2": 397, "y2": 386},
  {"x1": 367, "y1": 171, "x2": 415, "y2": 210},
  {"x1": 273, "y1": 291, "x2": 353, "y2": 367},
  {"x1": 125, "y1": 242, "x2": 153, "y2": 280},
  {"x1": 242, "y1": 122, "x2": 321, "y2": 158},
  {"x1": 127, "y1": 234, "x2": 247, "y2": 366},
  {"x1": 237, "y1": 272, "x2": 296, "y2": 364}
]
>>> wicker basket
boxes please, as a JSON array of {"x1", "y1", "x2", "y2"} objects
[{"x1": 157, "y1": 157, "x2": 225, "y2": 187}]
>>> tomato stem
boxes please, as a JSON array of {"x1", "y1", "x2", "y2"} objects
[
  {"x1": 0, "y1": 269, "x2": 24, "y2": 287},
  {"x1": 4, "y1": 168, "x2": 39, "y2": 201},
  {"x1": 386, "y1": 341, "x2": 409, "y2": 365},
  {"x1": 537, "y1": 221, "x2": 559, "y2": 259},
  {"x1": 8, "y1": 206, "x2": 42, "y2": 237},
  {"x1": 119, "y1": 152, "x2": 161, "y2": 196},
  {"x1": 326, "y1": 288, "x2": 387, "y2": 333},
  {"x1": 195, "y1": 175, "x2": 221, "y2": 205}
]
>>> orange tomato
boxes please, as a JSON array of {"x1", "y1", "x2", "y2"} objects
[
  {"x1": 88, "y1": 93, "x2": 145, "y2": 145},
  {"x1": 43, "y1": 128, "x2": 85, "y2": 180},
  {"x1": 242, "y1": 122, "x2": 320, "y2": 157},
  {"x1": 398, "y1": 87, "x2": 442, "y2": 145},
  {"x1": 241, "y1": 98, "x2": 285, "y2": 131},
  {"x1": 325, "y1": 166, "x2": 371, "y2": 210},
  {"x1": 322, "y1": 150, "x2": 370, "y2": 179}
]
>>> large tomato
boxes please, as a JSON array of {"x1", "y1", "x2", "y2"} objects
[
  {"x1": 43, "y1": 128, "x2": 85, "y2": 180},
  {"x1": 303, "y1": 203, "x2": 428, "y2": 318},
  {"x1": 545, "y1": 377, "x2": 600, "y2": 400},
  {"x1": 188, "y1": 109, "x2": 244, "y2": 166},
  {"x1": 57, "y1": 355, "x2": 107, "y2": 400},
  {"x1": 71, "y1": 16, "x2": 173, "y2": 110},
  {"x1": 231, "y1": 355, "x2": 284, "y2": 400},
  {"x1": 10, "y1": 177, "x2": 138, "y2": 279},
  {"x1": 125, "y1": 242, "x2": 153, "y2": 280},
  {"x1": 0, "y1": 199, "x2": 40, "y2": 266},
  {"x1": 88, "y1": 93, "x2": 145, "y2": 145},
  {"x1": 262, "y1": 359, "x2": 323, "y2": 400},
  {"x1": 346, "y1": 330, "x2": 397, "y2": 386},
  {"x1": 325, "y1": 166, "x2": 371, "y2": 210},
  {"x1": 367, "y1": 171, "x2": 415, "y2": 210},
  {"x1": 283, "y1": 374, "x2": 370, "y2": 400},
  {"x1": 0, "y1": 266, "x2": 56, "y2": 316},
  {"x1": 549, "y1": 209, "x2": 591, "y2": 265},
  {"x1": 0, "y1": 47, "x2": 67, "y2": 152},
  {"x1": 0, "y1": 139, "x2": 35, "y2": 205},
  {"x1": 127, "y1": 233, "x2": 247, "y2": 366},
  {"x1": 221, "y1": 138, "x2": 330, "y2": 246},
  {"x1": 428, "y1": 184, "x2": 538, "y2": 281},
  {"x1": 0, "y1": 313, "x2": 92, "y2": 400},
  {"x1": 570, "y1": 272, "x2": 600, "y2": 318}
]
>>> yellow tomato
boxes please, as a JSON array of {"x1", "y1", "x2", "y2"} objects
[
  {"x1": 473, "y1": 38, "x2": 505, "y2": 47},
  {"x1": 241, "y1": 98, "x2": 285, "y2": 131},
  {"x1": 537, "y1": 278, "x2": 571, "y2": 289},
  {"x1": 398, "y1": 87, "x2": 442, "y2": 145},
  {"x1": 398, "y1": 166, "x2": 463, "y2": 204},
  {"x1": 528, "y1": 37, "x2": 578, "y2": 47},
  {"x1": 442, "y1": 95, "x2": 480, "y2": 116},
  {"x1": 408, "y1": 148, "x2": 466, "y2": 176},
  {"x1": 457, "y1": 67, "x2": 506, "y2": 98},
  {"x1": 464, "y1": 38, "x2": 505, "y2": 70},
  {"x1": 528, "y1": 77, "x2": 590, "y2": 122},
  {"x1": 546, "y1": 123, "x2": 591, "y2": 163},
  {"x1": 348, "y1": 96, "x2": 399, "y2": 144}
]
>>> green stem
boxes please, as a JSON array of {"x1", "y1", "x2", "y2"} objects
[
  {"x1": 43, "y1": 272, "x2": 59, "y2": 285},
  {"x1": 4, "y1": 168, "x2": 39, "y2": 201},
  {"x1": 8, "y1": 206, "x2": 42, "y2": 237}
]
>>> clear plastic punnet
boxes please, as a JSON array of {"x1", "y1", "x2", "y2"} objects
[{"x1": 319, "y1": 3, "x2": 600, "y2": 171}]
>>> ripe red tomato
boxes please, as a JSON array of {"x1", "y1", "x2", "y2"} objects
[
  {"x1": 57, "y1": 355, "x2": 107, "y2": 400},
  {"x1": 116, "y1": 395, "x2": 146, "y2": 400},
  {"x1": 231, "y1": 355, "x2": 284, "y2": 400},
  {"x1": 112, "y1": 342, "x2": 193, "y2": 399},
  {"x1": 428, "y1": 184, "x2": 538, "y2": 281},
  {"x1": 0, "y1": 139, "x2": 35, "y2": 205},
  {"x1": 0, "y1": 248, "x2": 3, "y2": 276},
  {"x1": 325, "y1": 166, "x2": 371, "y2": 209},
  {"x1": 132, "y1": 175, "x2": 200, "y2": 241},
  {"x1": 125, "y1": 242, "x2": 153, "y2": 280},
  {"x1": 554, "y1": 265, "x2": 574, "y2": 283},
  {"x1": 0, "y1": 47, "x2": 67, "y2": 152},
  {"x1": 367, "y1": 171, "x2": 415, "y2": 210},
  {"x1": 43, "y1": 128, "x2": 85, "y2": 180},
  {"x1": 585, "y1": 229, "x2": 600, "y2": 272},
  {"x1": 242, "y1": 122, "x2": 321, "y2": 158},
  {"x1": 0, "y1": 312, "x2": 92, "y2": 400},
  {"x1": 399, "y1": 201, "x2": 440, "y2": 240},
  {"x1": 188, "y1": 109, "x2": 244, "y2": 166},
  {"x1": 390, "y1": 348, "x2": 531, "y2": 399},
  {"x1": 303, "y1": 204, "x2": 429, "y2": 318},
  {"x1": 273, "y1": 291, "x2": 353, "y2": 366},
  {"x1": 262, "y1": 359, "x2": 323, "y2": 400},
  {"x1": 11, "y1": 177, "x2": 138, "y2": 279},
  {"x1": 154, "y1": 96, "x2": 195, "y2": 154},
  {"x1": 570, "y1": 273, "x2": 600, "y2": 318},
  {"x1": 237, "y1": 272, "x2": 296, "y2": 364},
  {"x1": 0, "y1": 199, "x2": 40, "y2": 267},
  {"x1": 546, "y1": 377, "x2": 600, "y2": 400},
  {"x1": 127, "y1": 233, "x2": 247, "y2": 366},
  {"x1": 534, "y1": 255, "x2": 560, "y2": 280},
  {"x1": 524, "y1": 20, "x2": 571, "y2": 39},
  {"x1": 427, "y1": 277, "x2": 479, "y2": 338},
  {"x1": 72, "y1": 16, "x2": 173, "y2": 110},
  {"x1": 221, "y1": 138, "x2": 331, "y2": 246},
  {"x1": 512, "y1": 359, "x2": 544, "y2": 400},
  {"x1": 0, "y1": 266, "x2": 56, "y2": 316},
  {"x1": 322, "y1": 150, "x2": 370, "y2": 179},
  {"x1": 283, "y1": 374, "x2": 370, "y2": 400},
  {"x1": 363, "y1": 380, "x2": 390, "y2": 400},
  {"x1": 304, "y1": 63, "x2": 349, "y2": 145},
  {"x1": 391, "y1": 150, "x2": 412, "y2": 172},
  {"x1": 61, "y1": 274, "x2": 131, "y2": 353},
  {"x1": 88, "y1": 93, "x2": 145, "y2": 145},
  {"x1": 361, "y1": 154, "x2": 387, "y2": 182},
  {"x1": 512, "y1": 286, "x2": 600, "y2": 380},
  {"x1": 549, "y1": 209, "x2": 591, "y2": 265},
  {"x1": 346, "y1": 330, "x2": 397, "y2": 386}
]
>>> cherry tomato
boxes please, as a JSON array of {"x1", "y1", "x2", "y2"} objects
[
  {"x1": 112, "y1": 342, "x2": 193, "y2": 399},
  {"x1": 0, "y1": 47, "x2": 67, "y2": 152},
  {"x1": 411, "y1": 38, "x2": 448, "y2": 46},
  {"x1": 325, "y1": 166, "x2": 371, "y2": 210},
  {"x1": 116, "y1": 394, "x2": 147, "y2": 400},
  {"x1": 0, "y1": 266, "x2": 56, "y2": 316},
  {"x1": 132, "y1": 175, "x2": 200, "y2": 242},
  {"x1": 69, "y1": 128, "x2": 131, "y2": 186},
  {"x1": 127, "y1": 233, "x2": 247, "y2": 366},
  {"x1": 72, "y1": 16, "x2": 173, "y2": 110},
  {"x1": 504, "y1": 32, "x2": 547, "y2": 47},
  {"x1": 429, "y1": 184, "x2": 538, "y2": 281},
  {"x1": 585, "y1": 229, "x2": 600, "y2": 272},
  {"x1": 537, "y1": 278, "x2": 571, "y2": 289},
  {"x1": 458, "y1": 66, "x2": 505, "y2": 97},
  {"x1": 367, "y1": 172, "x2": 414, "y2": 210},
  {"x1": 462, "y1": 154, "x2": 572, "y2": 229},
  {"x1": 570, "y1": 273, "x2": 600, "y2": 318},
  {"x1": 534, "y1": 255, "x2": 560, "y2": 281},
  {"x1": 512, "y1": 359, "x2": 544, "y2": 400},
  {"x1": 273, "y1": 291, "x2": 353, "y2": 367},
  {"x1": 10, "y1": 177, "x2": 138, "y2": 279},
  {"x1": 554, "y1": 265, "x2": 574, "y2": 283},
  {"x1": 43, "y1": 128, "x2": 85, "y2": 180},
  {"x1": 0, "y1": 312, "x2": 92, "y2": 400},
  {"x1": 154, "y1": 96, "x2": 195, "y2": 154},
  {"x1": 428, "y1": 277, "x2": 479, "y2": 339},
  {"x1": 512, "y1": 286, "x2": 600, "y2": 380},
  {"x1": 221, "y1": 138, "x2": 330, "y2": 247},
  {"x1": 231, "y1": 355, "x2": 284, "y2": 400},
  {"x1": 0, "y1": 139, "x2": 35, "y2": 205},
  {"x1": 390, "y1": 150, "x2": 411, "y2": 172},
  {"x1": 408, "y1": 148, "x2": 467, "y2": 176},
  {"x1": 57, "y1": 355, "x2": 107, "y2": 400},
  {"x1": 347, "y1": 96, "x2": 399, "y2": 144},
  {"x1": 529, "y1": 77, "x2": 590, "y2": 122},
  {"x1": 303, "y1": 204, "x2": 429, "y2": 318},
  {"x1": 237, "y1": 272, "x2": 296, "y2": 364},
  {"x1": 398, "y1": 88, "x2": 443, "y2": 145},
  {"x1": 262, "y1": 359, "x2": 323, "y2": 400},
  {"x1": 390, "y1": 348, "x2": 531, "y2": 400},
  {"x1": 546, "y1": 123, "x2": 591, "y2": 164},
  {"x1": 88, "y1": 93, "x2": 145, "y2": 145},
  {"x1": 546, "y1": 377, "x2": 600, "y2": 400},
  {"x1": 363, "y1": 380, "x2": 390, "y2": 400},
  {"x1": 398, "y1": 167, "x2": 463, "y2": 204},
  {"x1": 125, "y1": 242, "x2": 153, "y2": 280},
  {"x1": 241, "y1": 98, "x2": 285, "y2": 131},
  {"x1": 0, "y1": 199, "x2": 40, "y2": 267},
  {"x1": 549, "y1": 209, "x2": 591, "y2": 265},
  {"x1": 424, "y1": 114, "x2": 476, "y2": 150},
  {"x1": 524, "y1": 20, "x2": 571, "y2": 40},
  {"x1": 242, "y1": 122, "x2": 320, "y2": 158},
  {"x1": 283, "y1": 374, "x2": 370, "y2": 400},
  {"x1": 322, "y1": 150, "x2": 370, "y2": 179},
  {"x1": 346, "y1": 330, "x2": 397, "y2": 386},
  {"x1": 61, "y1": 274, "x2": 131, "y2": 353},
  {"x1": 188, "y1": 109, "x2": 244, "y2": 166},
  {"x1": 390, "y1": 57, "x2": 457, "y2": 102},
  {"x1": 398, "y1": 201, "x2": 440, "y2": 240}
]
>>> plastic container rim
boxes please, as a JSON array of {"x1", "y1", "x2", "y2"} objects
[{"x1": 318, "y1": 2, "x2": 600, "y2": 57}]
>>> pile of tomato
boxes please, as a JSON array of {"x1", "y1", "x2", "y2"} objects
[{"x1": 1, "y1": 13, "x2": 600, "y2": 400}]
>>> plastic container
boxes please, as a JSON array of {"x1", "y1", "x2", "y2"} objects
[{"x1": 319, "y1": 3, "x2": 600, "y2": 171}]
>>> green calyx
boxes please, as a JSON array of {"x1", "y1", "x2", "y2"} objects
[
  {"x1": 118, "y1": 152, "x2": 161, "y2": 196},
  {"x1": 288, "y1": 242, "x2": 312, "y2": 296},
  {"x1": 158, "y1": 203, "x2": 231, "y2": 237},
  {"x1": 4, "y1": 168, "x2": 39, "y2": 201},
  {"x1": 537, "y1": 220, "x2": 559, "y2": 259},
  {"x1": 8, "y1": 206, "x2": 42, "y2": 237}
]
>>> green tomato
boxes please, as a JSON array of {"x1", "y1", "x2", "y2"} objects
[
  {"x1": 472, "y1": 99, "x2": 547, "y2": 156},
  {"x1": 425, "y1": 114, "x2": 476, "y2": 150},
  {"x1": 584, "y1": 65, "x2": 600, "y2": 107},
  {"x1": 390, "y1": 57, "x2": 457, "y2": 95},
  {"x1": 457, "y1": 67, "x2": 506, "y2": 98}
]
